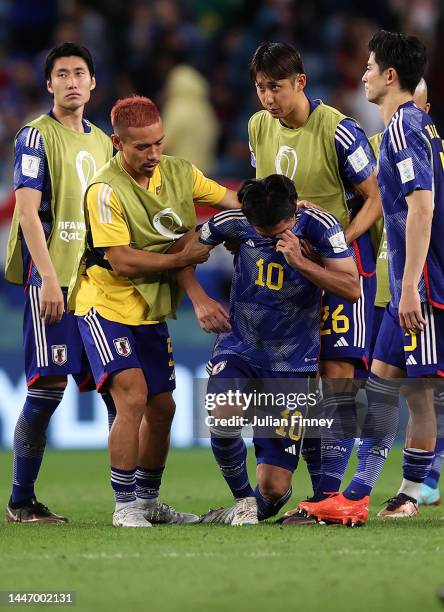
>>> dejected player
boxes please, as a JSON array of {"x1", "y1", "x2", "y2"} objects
[{"x1": 179, "y1": 174, "x2": 359, "y2": 525}]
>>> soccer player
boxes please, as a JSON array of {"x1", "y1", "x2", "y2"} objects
[
  {"x1": 4, "y1": 43, "x2": 113, "y2": 524},
  {"x1": 183, "y1": 174, "x2": 359, "y2": 524},
  {"x1": 74, "y1": 95, "x2": 239, "y2": 527},
  {"x1": 248, "y1": 42, "x2": 382, "y2": 509},
  {"x1": 370, "y1": 78, "x2": 444, "y2": 509},
  {"x1": 305, "y1": 30, "x2": 444, "y2": 525}
]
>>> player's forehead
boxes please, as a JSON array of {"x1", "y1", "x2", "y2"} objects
[
  {"x1": 51, "y1": 55, "x2": 90, "y2": 75},
  {"x1": 254, "y1": 71, "x2": 290, "y2": 86},
  {"x1": 124, "y1": 121, "x2": 164, "y2": 145},
  {"x1": 367, "y1": 52, "x2": 377, "y2": 68}
]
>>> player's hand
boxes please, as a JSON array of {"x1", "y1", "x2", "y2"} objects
[
  {"x1": 40, "y1": 276, "x2": 64, "y2": 325},
  {"x1": 276, "y1": 230, "x2": 304, "y2": 268},
  {"x1": 179, "y1": 240, "x2": 211, "y2": 267},
  {"x1": 300, "y1": 239, "x2": 323, "y2": 265},
  {"x1": 194, "y1": 297, "x2": 231, "y2": 333},
  {"x1": 296, "y1": 199, "x2": 326, "y2": 212},
  {"x1": 223, "y1": 239, "x2": 241, "y2": 255},
  {"x1": 398, "y1": 286, "x2": 426, "y2": 333}
]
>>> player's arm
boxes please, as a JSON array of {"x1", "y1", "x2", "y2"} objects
[
  {"x1": 334, "y1": 119, "x2": 382, "y2": 244},
  {"x1": 345, "y1": 174, "x2": 382, "y2": 243},
  {"x1": 400, "y1": 189, "x2": 433, "y2": 332},
  {"x1": 16, "y1": 188, "x2": 64, "y2": 325},
  {"x1": 87, "y1": 183, "x2": 210, "y2": 278},
  {"x1": 276, "y1": 231, "x2": 360, "y2": 302},
  {"x1": 173, "y1": 229, "x2": 231, "y2": 333},
  {"x1": 192, "y1": 166, "x2": 240, "y2": 210},
  {"x1": 392, "y1": 126, "x2": 434, "y2": 332},
  {"x1": 14, "y1": 128, "x2": 64, "y2": 325}
]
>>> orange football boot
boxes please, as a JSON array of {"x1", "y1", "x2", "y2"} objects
[{"x1": 308, "y1": 492, "x2": 370, "y2": 526}]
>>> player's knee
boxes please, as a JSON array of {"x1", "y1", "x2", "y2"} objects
[
  {"x1": 118, "y1": 390, "x2": 147, "y2": 419},
  {"x1": 258, "y1": 479, "x2": 291, "y2": 502}
]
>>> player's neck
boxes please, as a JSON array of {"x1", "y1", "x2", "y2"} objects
[
  {"x1": 381, "y1": 91, "x2": 413, "y2": 126},
  {"x1": 281, "y1": 94, "x2": 310, "y2": 129},
  {"x1": 51, "y1": 104, "x2": 86, "y2": 132},
  {"x1": 120, "y1": 154, "x2": 150, "y2": 189}
]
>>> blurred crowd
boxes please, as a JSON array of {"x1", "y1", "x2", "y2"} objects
[{"x1": 0, "y1": 0, "x2": 442, "y2": 215}]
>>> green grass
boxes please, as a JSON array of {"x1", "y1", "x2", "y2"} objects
[{"x1": 0, "y1": 447, "x2": 443, "y2": 612}]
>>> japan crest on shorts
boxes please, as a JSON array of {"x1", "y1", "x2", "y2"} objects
[
  {"x1": 51, "y1": 344, "x2": 67, "y2": 366},
  {"x1": 113, "y1": 337, "x2": 132, "y2": 357}
]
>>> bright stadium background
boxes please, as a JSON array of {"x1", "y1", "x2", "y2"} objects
[{"x1": 0, "y1": 0, "x2": 442, "y2": 449}]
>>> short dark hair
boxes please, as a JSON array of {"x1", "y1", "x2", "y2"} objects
[
  {"x1": 249, "y1": 42, "x2": 305, "y2": 82},
  {"x1": 45, "y1": 42, "x2": 95, "y2": 80},
  {"x1": 238, "y1": 175, "x2": 297, "y2": 228},
  {"x1": 368, "y1": 30, "x2": 427, "y2": 94}
]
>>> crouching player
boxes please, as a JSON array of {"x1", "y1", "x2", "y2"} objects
[{"x1": 178, "y1": 174, "x2": 360, "y2": 524}]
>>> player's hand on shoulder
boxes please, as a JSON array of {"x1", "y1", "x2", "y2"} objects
[
  {"x1": 193, "y1": 296, "x2": 231, "y2": 333},
  {"x1": 276, "y1": 230, "x2": 304, "y2": 268},
  {"x1": 398, "y1": 286, "x2": 426, "y2": 333},
  {"x1": 40, "y1": 276, "x2": 64, "y2": 325},
  {"x1": 296, "y1": 199, "x2": 326, "y2": 212}
]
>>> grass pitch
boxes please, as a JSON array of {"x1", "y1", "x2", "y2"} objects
[{"x1": 0, "y1": 447, "x2": 443, "y2": 612}]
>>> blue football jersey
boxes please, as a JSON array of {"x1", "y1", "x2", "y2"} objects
[
  {"x1": 378, "y1": 101, "x2": 444, "y2": 307},
  {"x1": 199, "y1": 207, "x2": 353, "y2": 372}
]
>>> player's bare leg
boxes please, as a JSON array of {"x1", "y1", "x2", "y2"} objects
[
  {"x1": 136, "y1": 392, "x2": 199, "y2": 524},
  {"x1": 108, "y1": 368, "x2": 152, "y2": 527},
  {"x1": 378, "y1": 380, "x2": 436, "y2": 518}
]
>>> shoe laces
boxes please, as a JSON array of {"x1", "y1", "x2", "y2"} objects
[
  {"x1": 383, "y1": 493, "x2": 416, "y2": 511},
  {"x1": 234, "y1": 498, "x2": 257, "y2": 521}
]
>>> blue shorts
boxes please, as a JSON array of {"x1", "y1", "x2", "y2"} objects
[
  {"x1": 24, "y1": 285, "x2": 93, "y2": 389},
  {"x1": 373, "y1": 303, "x2": 444, "y2": 377},
  {"x1": 207, "y1": 354, "x2": 310, "y2": 472},
  {"x1": 77, "y1": 308, "x2": 176, "y2": 395},
  {"x1": 320, "y1": 274, "x2": 376, "y2": 370}
]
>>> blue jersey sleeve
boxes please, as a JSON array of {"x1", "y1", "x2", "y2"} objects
[
  {"x1": 199, "y1": 211, "x2": 248, "y2": 246},
  {"x1": 387, "y1": 113, "x2": 432, "y2": 196},
  {"x1": 298, "y1": 208, "x2": 353, "y2": 259},
  {"x1": 334, "y1": 119, "x2": 375, "y2": 185},
  {"x1": 14, "y1": 126, "x2": 48, "y2": 192}
]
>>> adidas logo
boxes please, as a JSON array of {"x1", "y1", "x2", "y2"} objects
[
  {"x1": 406, "y1": 355, "x2": 417, "y2": 365},
  {"x1": 246, "y1": 239, "x2": 255, "y2": 247},
  {"x1": 284, "y1": 445, "x2": 299, "y2": 456},
  {"x1": 334, "y1": 336, "x2": 349, "y2": 348}
]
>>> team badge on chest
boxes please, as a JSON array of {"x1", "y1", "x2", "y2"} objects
[
  {"x1": 113, "y1": 337, "x2": 132, "y2": 357},
  {"x1": 51, "y1": 344, "x2": 67, "y2": 366}
]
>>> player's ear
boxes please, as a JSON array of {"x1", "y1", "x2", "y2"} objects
[
  {"x1": 111, "y1": 133, "x2": 122, "y2": 151},
  {"x1": 90, "y1": 75, "x2": 96, "y2": 92},
  {"x1": 386, "y1": 67, "x2": 396, "y2": 85},
  {"x1": 47, "y1": 79, "x2": 53, "y2": 95},
  {"x1": 294, "y1": 73, "x2": 306, "y2": 92}
]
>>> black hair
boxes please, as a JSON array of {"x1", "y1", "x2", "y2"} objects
[
  {"x1": 368, "y1": 30, "x2": 426, "y2": 94},
  {"x1": 45, "y1": 42, "x2": 95, "y2": 80},
  {"x1": 249, "y1": 42, "x2": 305, "y2": 82},
  {"x1": 238, "y1": 174, "x2": 297, "y2": 228}
]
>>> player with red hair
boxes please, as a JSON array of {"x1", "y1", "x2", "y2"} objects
[{"x1": 73, "y1": 95, "x2": 239, "y2": 527}]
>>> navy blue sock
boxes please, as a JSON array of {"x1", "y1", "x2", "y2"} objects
[
  {"x1": 12, "y1": 387, "x2": 64, "y2": 503},
  {"x1": 301, "y1": 437, "x2": 322, "y2": 495},
  {"x1": 344, "y1": 375, "x2": 399, "y2": 500},
  {"x1": 254, "y1": 485, "x2": 292, "y2": 520},
  {"x1": 135, "y1": 466, "x2": 164, "y2": 499},
  {"x1": 111, "y1": 467, "x2": 136, "y2": 504},
  {"x1": 210, "y1": 429, "x2": 254, "y2": 499},
  {"x1": 402, "y1": 448, "x2": 435, "y2": 483},
  {"x1": 101, "y1": 391, "x2": 117, "y2": 432},
  {"x1": 313, "y1": 391, "x2": 356, "y2": 501}
]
